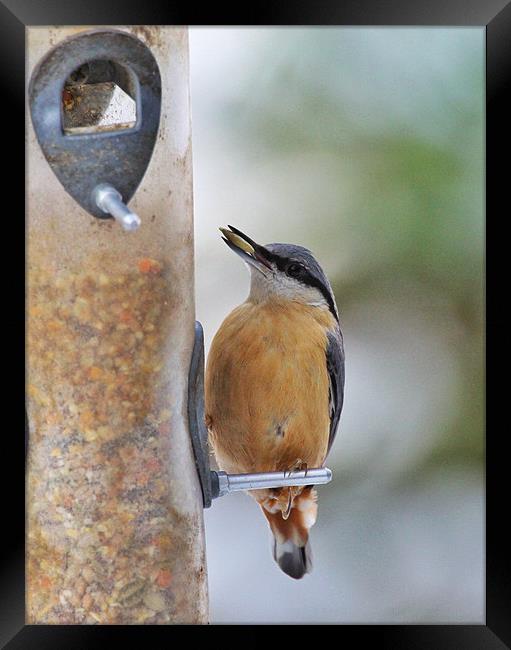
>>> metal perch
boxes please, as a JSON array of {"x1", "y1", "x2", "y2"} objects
[{"x1": 211, "y1": 468, "x2": 332, "y2": 499}]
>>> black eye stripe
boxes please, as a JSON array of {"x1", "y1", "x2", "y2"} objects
[
  {"x1": 286, "y1": 262, "x2": 303, "y2": 277},
  {"x1": 266, "y1": 253, "x2": 338, "y2": 321},
  {"x1": 262, "y1": 245, "x2": 339, "y2": 322}
]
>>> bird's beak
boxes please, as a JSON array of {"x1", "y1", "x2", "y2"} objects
[{"x1": 219, "y1": 225, "x2": 273, "y2": 276}]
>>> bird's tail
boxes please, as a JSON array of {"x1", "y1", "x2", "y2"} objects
[{"x1": 260, "y1": 486, "x2": 318, "y2": 580}]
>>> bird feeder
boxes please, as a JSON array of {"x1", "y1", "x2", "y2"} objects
[
  {"x1": 26, "y1": 25, "x2": 334, "y2": 626},
  {"x1": 26, "y1": 26, "x2": 207, "y2": 625}
]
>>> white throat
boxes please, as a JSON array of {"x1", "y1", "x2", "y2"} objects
[{"x1": 247, "y1": 266, "x2": 329, "y2": 309}]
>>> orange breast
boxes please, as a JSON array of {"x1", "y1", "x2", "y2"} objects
[{"x1": 205, "y1": 299, "x2": 336, "y2": 474}]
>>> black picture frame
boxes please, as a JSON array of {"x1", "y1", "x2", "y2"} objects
[{"x1": 1, "y1": 0, "x2": 505, "y2": 645}]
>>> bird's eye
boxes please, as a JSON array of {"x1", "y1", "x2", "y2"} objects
[{"x1": 286, "y1": 263, "x2": 303, "y2": 277}]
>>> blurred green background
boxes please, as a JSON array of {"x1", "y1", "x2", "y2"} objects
[{"x1": 189, "y1": 27, "x2": 484, "y2": 623}]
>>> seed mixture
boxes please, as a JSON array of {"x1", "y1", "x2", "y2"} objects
[{"x1": 27, "y1": 256, "x2": 199, "y2": 624}]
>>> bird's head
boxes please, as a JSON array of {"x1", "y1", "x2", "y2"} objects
[{"x1": 220, "y1": 225, "x2": 339, "y2": 321}]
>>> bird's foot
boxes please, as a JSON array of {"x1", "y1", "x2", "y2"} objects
[
  {"x1": 282, "y1": 490, "x2": 293, "y2": 520},
  {"x1": 284, "y1": 458, "x2": 308, "y2": 478}
]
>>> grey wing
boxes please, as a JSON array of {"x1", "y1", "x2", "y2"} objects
[{"x1": 326, "y1": 327, "x2": 345, "y2": 455}]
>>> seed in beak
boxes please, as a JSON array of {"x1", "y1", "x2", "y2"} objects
[{"x1": 219, "y1": 228, "x2": 255, "y2": 255}]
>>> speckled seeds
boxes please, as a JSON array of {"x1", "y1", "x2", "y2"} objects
[{"x1": 27, "y1": 257, "x2": 192, "y2": 624}]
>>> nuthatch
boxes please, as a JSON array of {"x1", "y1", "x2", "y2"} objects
[{"x1": 205, "y1": 225, "x2": 345, "y2": 579}]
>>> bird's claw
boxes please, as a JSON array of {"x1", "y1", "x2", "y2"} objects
[{"x1": 286, "y1": 459, "x2": 308, "y2": 477}]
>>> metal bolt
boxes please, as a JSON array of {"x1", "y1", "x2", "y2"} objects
[
  {"x1": 92, "y1": 183, "x2": 141, "y2": 231},
  {"x1": 212, "y1": 467, "x2": 332, "y2": 499}
]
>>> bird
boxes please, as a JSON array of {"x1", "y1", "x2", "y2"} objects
[{"x1": 205, "y1": 225, "x2": 345, "y2": 579}]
